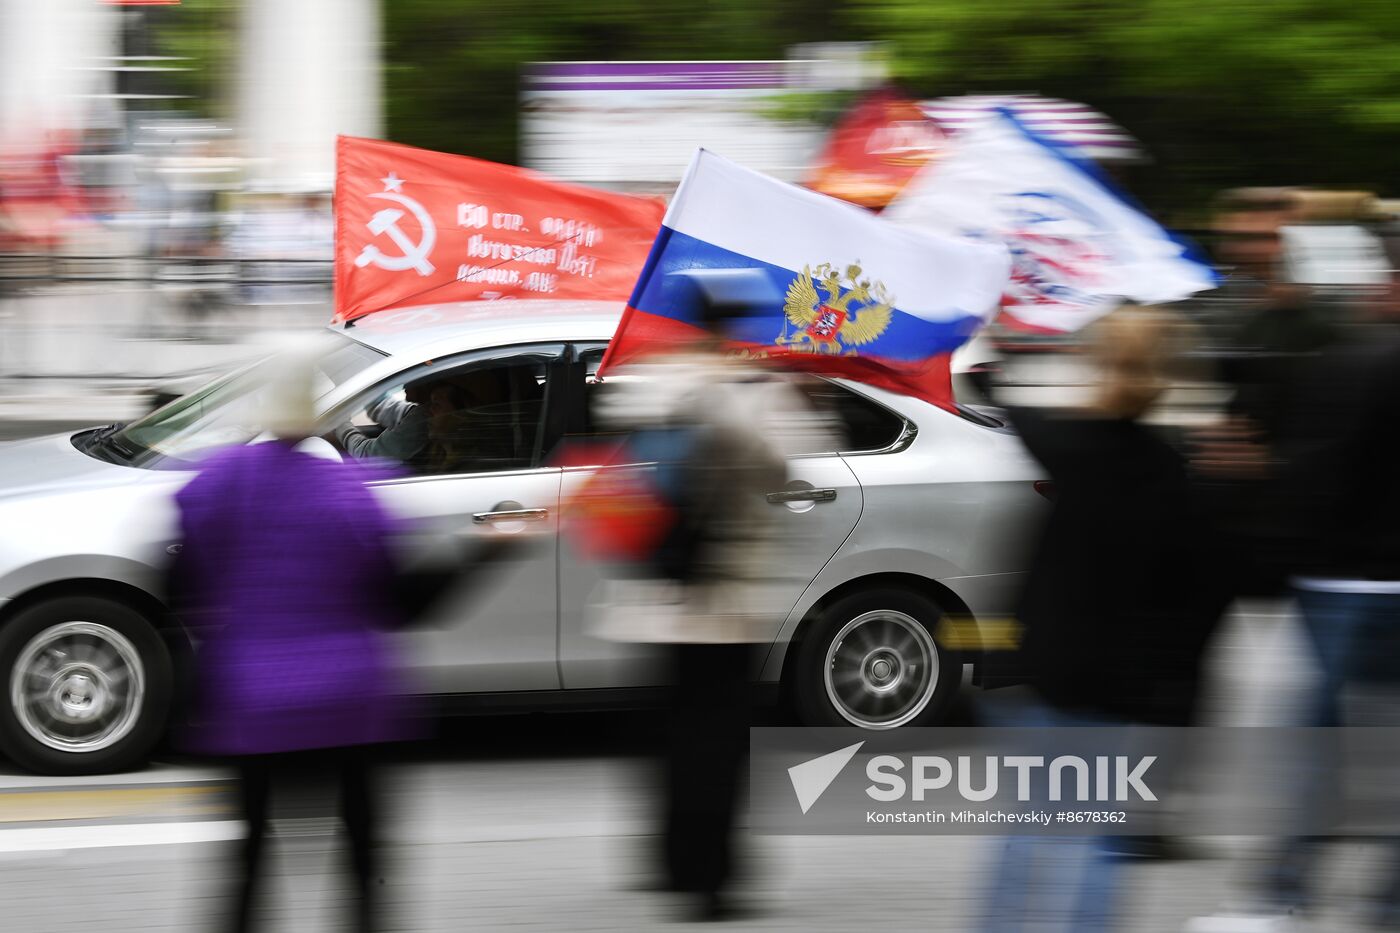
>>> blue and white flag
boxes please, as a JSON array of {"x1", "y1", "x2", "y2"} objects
[{"x1": 886, "y1": 109, "x2": 1217, "y2": 333}]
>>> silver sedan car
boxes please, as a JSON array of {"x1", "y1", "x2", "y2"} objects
[{"x1": 0, "y1": 300, "x2": 1044, "y2": 774}]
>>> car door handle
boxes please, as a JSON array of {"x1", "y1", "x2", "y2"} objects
[
  {"x1": 766, "y1": 488, "x2": 837, "y2": 504},
  {"x1": 472, "y1": 508, "x2": 549, "y2": 524}
]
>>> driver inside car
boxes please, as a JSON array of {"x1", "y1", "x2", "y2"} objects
[
  {"x1": 418, "y1": 371, "x2": 510, "y2": 473},
  {"x1": 337, "y1": 381, "x2": 441, "y2": 464}
]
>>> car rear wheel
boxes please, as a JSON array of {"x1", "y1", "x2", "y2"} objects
[
  {"x1": 792, "y1": 588, "x2": 960, "y2": 729},
  {"x1": 0, "y1": 596, "x2": 172, "y2": 774}
]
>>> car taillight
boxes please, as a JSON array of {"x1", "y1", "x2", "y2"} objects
[{"x1": 1033, "y1": 480, "x2": 1056, "y2": 501}]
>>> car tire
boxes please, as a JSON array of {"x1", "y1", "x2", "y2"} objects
[
  {"x1": 792, "y1": 588, "x2": 960, "y2": 729},
  {"x1": 0, "y1": 596, "x2": 173, "y2": 775}
]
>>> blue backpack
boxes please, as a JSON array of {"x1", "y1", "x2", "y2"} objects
[{"x1": 617, "y1": 424, "x2": 711, "y2": 582}]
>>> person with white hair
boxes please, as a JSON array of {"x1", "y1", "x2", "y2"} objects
[{"x1": 170, "y1": 343, "x2": 413, "y2": 933}]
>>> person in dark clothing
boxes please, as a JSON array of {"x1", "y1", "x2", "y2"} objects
[
  {"x1": 1194, "y1": 190, "x2": 1339, "y2": 603},
  {"x1": 1220, "y1": 282, "x2": 1337, "y2": 444},
  {"x1": 1010, "y1": 406, "x2": 1216, "y2": 726},
  {"x1": 981, "y1": 307, "x2": 1220, "y2": 932},
  {"x1": 1253, "y1": 281, "x2": 1400, "y2": 926},
  {"x1": 664, "y1": 642, "x2": 753, "y2": 902},
  {"x1": 1001, "y1": 307, "x2": 1219, "y2": 727},
  {"x1": 1275, "y1": 322, "x2": 1400, "y2": 724},
  {"x1": 1276, "y1": 313, "x2": 1400, "y2": 597},
  {"x1": 231, "y1": 747, "x2": 379, "y2": 933}
]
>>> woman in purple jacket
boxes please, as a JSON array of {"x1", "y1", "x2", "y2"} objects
[{"x1": 172, "y1": 348, "x2": 411, "y2": 933}]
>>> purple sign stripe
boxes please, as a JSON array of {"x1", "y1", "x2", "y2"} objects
[
  {"x1": 525, "y1": 61, "x2": 789, "y2": 91},
  {"x1": 527, "y1": 80, "x2": 784, "y2": 91},
  {"x1": 527, "y1": 61, "x2": 787, "y2": 79}
]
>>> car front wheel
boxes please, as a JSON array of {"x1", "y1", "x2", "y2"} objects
[
  {"x1": 0, "y1": 596, "x2": 172, "y2": 774},
  {"x1": 792, "y1": 588, "x2": 960, "y2": 729}
]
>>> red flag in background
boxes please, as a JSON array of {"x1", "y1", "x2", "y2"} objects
[
  {"x1": 805, "y1": 89, "x2": 946, "y2": 211},
  {"x1": 333, "y1": 136, "x2": 665, "y2": 324}
]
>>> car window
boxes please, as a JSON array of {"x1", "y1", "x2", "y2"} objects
[
  {"x1": 796, "y1": 380, "x2": 907, "y2": 452},
  {"x1": 570, "y1": 345, "x2": 904, "y2": 454},
  {"x1": 333, "y1": 349, "x2": 557, "y2": 476},
  {"x1": 101, "y1": 334, "x2": 384, "y2": 468},
  {"x1": 577, "y1": 347, "x2": 617, "y2": 439}
]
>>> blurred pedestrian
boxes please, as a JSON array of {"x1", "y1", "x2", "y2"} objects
[
  {"x1": 1009, "y1": 307, "x2": 1219, "y2": 725},
  {"x1": 1193, "y1": 188, "x2": 1339, "y2": 604},
  {"x1": 170, "y1": 341, "x2": 412, "y2": 933},
  {"x1": 589, "y1": 269, "x2": 832, "y2": 922},
  {"x1": 1249, "y1": 273, "x2": 1400, "y2": 925},
  {"x1": 981, "y1": 307, "x2": 1220, "y2": 932}
]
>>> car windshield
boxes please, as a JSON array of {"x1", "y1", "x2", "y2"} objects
[{"x1": 91, "y1": 334, "x2": 385, "y2": 468}]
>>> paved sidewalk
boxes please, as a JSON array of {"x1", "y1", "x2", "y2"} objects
[
  {"x1": 0, "y1": 607, "x2": 1391, "y2": 932},
  {"x1": 0, "y1": 287, "x2": 330, "y2": 426}
]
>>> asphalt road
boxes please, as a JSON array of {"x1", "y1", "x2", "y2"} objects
[{"x1": 0, "y1": 606, "x2": 1391, "y2": 932}]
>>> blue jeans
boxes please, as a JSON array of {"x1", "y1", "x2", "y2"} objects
[
  {"x1": 1267, "y1": 588, "x2": 1400, "y2": 916},
  {"x1": 979, "y1": 702, "x2": 1125, "y2": 933},
  {"x1": 1297, "y1": 588, "x2": 1400, "y2": 722}
]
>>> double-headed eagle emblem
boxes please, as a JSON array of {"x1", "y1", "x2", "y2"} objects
[{"x1": 778, "y1": 262, "x2": 894, "y2": 355}]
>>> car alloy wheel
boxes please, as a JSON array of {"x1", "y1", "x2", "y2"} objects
[
  {"x1": 0, "y1": 596, "x2": 172, "y2": 774},
  {"x1": 791, "y1": 587, "x2": 960, "y2": 730},
  {"x1": 823, "y1": 609, "x2": 939, "y2": 729},
  {"x1": 11, "y1": 621, "x2": 147, "y2": 753}
]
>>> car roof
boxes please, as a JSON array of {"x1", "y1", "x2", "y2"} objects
[{"x1": 338, "y1": 299, "x2": 625, "y2": 358}]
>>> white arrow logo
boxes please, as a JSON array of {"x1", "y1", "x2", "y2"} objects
[
  {"x1": 788, "y1": 741, "x2": 864, "y2": 814},
  {"x1": 355, "y1": 178, "x2": 436, "y2": 276}
]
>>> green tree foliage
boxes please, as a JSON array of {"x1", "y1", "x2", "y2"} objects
[
  {"x1": 384, "y1": 0, "x2": 845, "y2": 162},
  {"x1": 853, "y1": 0, "x2": 1400, "y2": 210},
  {"x1": 148, "y1": 0, "x2": 843, "y2": 156},
  {"x1": 151, "y1": 1, "x2": 1400, "y2": 211},
  {"x1": 141, "y1": 0, "x2": 238, "y2": 116}
]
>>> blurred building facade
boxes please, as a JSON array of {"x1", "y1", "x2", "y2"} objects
[
  {"x1": 0, "y1": 1, "x2": 120, "y2": 152},
  {"x1": 520, "y1": 45, "x2": 885, "y2": 191},
  {"x1": 0, "y1": 0, "x2": 380, "y2": 191},
  {"x1": 237, "y1": 0, "x2": 381, "y2": 189}
]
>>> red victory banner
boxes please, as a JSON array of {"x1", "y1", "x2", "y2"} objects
[
  {"x1": 333, "y1": 136, "x2": 666, "y2": 324},
  {"x1": 805, "y1": 89, "x2": 946, "y2": 211}
]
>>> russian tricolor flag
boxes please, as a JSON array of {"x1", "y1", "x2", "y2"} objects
[{"x1": 598, "y1": 149, "x2": 1011, "y2": 410}]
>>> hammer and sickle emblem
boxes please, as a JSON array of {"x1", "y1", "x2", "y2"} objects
[{"x1": 354, "y1": 191, "x2": 437, "y2": 276}]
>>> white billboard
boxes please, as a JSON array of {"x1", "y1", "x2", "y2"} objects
[{"x1": 520, "y1": 61, "x2": 826, "y2": 187}]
